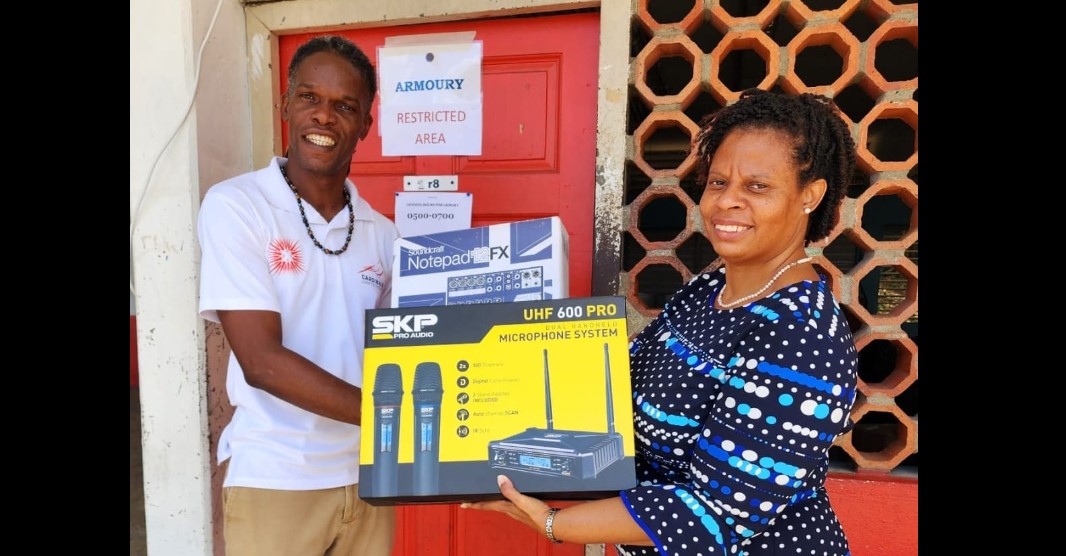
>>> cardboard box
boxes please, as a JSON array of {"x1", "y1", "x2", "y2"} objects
[
  {"x1": 391, "y1": 216, "x2": 569, "y2": 308},
  {"x1": 359, "y1": 296, "x2": 636, "y2": 505}
]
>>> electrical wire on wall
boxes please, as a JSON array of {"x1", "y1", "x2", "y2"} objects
[{"x1": 130, "y1": 0, "x2": 226, "y2": 299}]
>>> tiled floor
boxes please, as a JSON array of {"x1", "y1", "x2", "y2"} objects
[{"x1": 131, "y1": 387, "x2": 147, "y2": 556}]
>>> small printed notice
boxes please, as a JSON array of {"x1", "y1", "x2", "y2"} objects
[
  {"x1": 394, "y1": 192, "x2": 473, "y2": 237},
  {"x1": 378, "y1": 32, "x2": 483, "y2": 156}
]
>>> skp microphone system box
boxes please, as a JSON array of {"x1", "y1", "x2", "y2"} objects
[
  {"x1": 360, "y1": 296, "x2": 636, "y2": 505},
  {"x1": 391, "y1": 216, "x2": 569, "y2": 308}
]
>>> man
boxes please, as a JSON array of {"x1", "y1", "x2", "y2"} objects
[{"x1": 198, "y1": 36, "x2": 397, "y2": 555}]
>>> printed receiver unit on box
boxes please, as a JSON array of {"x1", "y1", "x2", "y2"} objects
[
  {"x1": 359, "y1": 296, "x2": 636, "y2": 505},
  {"x1": 391, "y1": 216, "x2": 568, "y2": 308}
]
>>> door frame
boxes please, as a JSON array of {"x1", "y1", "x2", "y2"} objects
[{"x1": 208, "y1": 1, "x2": 632, "y2": 552}]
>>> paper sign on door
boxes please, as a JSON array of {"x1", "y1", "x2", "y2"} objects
[{"x1": 378, "y1": 33, "x2": 483, "y2": 156}]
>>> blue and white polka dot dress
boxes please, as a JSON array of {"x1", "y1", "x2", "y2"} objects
[{"x1": 618, "y1": 269, "x2": 857, "y2": 556}]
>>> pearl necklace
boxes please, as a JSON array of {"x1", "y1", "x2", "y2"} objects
[
  {"x1": 717, "y1": 257, "x2": 813, "y2": 309},
  {"x1": 280, "y1": 165, "x2": 355, "y2": 256}
]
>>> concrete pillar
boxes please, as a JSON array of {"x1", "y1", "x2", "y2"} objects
[{"x1": 130, "y1": 0, "x2": 212, "y2": 552}]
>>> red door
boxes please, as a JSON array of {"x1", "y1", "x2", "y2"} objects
[
  {"x1": 282, "y1": 12, "x2": 598, "y2": 300},
  {"x1": 282, "y1": 12, "x2": 600, "y2": 556}
]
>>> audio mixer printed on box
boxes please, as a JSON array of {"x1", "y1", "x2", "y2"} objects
[{"x1": 445, "y1": 266, "x2": 545, "y2": 305}]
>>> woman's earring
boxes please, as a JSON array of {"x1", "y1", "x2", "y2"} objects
[{"x1": 803, "y1": 207, "x2": 812, "y2": 214}]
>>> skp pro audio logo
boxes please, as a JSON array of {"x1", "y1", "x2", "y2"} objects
[{"x1": 372, "y1": 314, "x2": 438, "y2": 340}]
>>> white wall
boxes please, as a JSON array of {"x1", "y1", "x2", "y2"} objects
[{"x1": 130, "y1": 0, "x2": 250, "y2": 553}]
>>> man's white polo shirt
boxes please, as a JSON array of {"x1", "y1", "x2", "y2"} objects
[{"x1": 198, "y1": 157, "x2": 399, "y2": 490}]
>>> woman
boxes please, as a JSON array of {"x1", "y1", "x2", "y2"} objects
[{"x1": 464, "y1": 89, "x2": 859, "y2": 556}]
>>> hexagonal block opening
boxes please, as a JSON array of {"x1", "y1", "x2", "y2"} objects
[
  {"x1": 683, "y1": 92, "x2": 722, "y2": 130},
  {"x1": 860, "y1": 192, "x2": 914, "y2": 242},
  {"x1": 766, "y1": 12, "x2": 800, "y2": 47},
  {"x1": 857, "y1": 264, "x2": 915, "y2": 318},
  {"x1": 635, "y1": 263, "x2": 685, "y2": 310},
  {"x1": 624, "y1": 160, "x2": 652, "y2": 205},
  {"x1": 720, "y1": 0, "x2": 772, "y2": 18},
  {"x1": 850, "y1": 410, "x2": 909, "y2": 456},
  {"x1": 622, "y1": 231, "x2": 647, "y2": 272},
  {"x1": 835, "y1": 83, "x2": 876, "y2": 124},
  {"x1": 719, "y1": 48, "x2": 769, "y2": 92},
  {"x1": 867, "y1": 117, "x2": 916, "y2": 163},
  {"x1": 907, "y1": 163, "x2": 918, "y2": 186},
  {"x1": 646, "y1": 56, "x2": 695, "y2": 97},
  {"x1": 645, "y1": 0, "x2": 699, "y2": 26},
  {"x1": 635, "y1": 37, "x2": 703, "y2": 108},
  {"x1": 691, "y1": 20, "x2": 726, "y2": 53},
  {"x1": 643, "y1": 124, "x2": 693, "y2": 171},
  {"x1": 843, "y1": 6, "x2": 879, "y2": 41},
  {"x1": 677, "y1": 233, "x2": 718, "y2": 274},
  {"x1": 795, "y1": 44, "x2": 844, "y2": 88},
  {"x1": 857, "y1": 339, "x2": 896, "y2": 384},
  {"x1": 823, "y1": 234, "x2": 865, "y2": 273},
  {"x1": 638, "y1": 196, "x2": 688, "y2": 242},
  {"x1": 875, "y1": 37, "x2": 918, "y2": 83},
  {"x1": 857, "y1": 338, "x2": 916, "y2": 394},
  {"x1": 897, "y1": 378, "x2": 917, "y2": 417},
  {"x1": 863, "y1": 197, "x2": 915, "y2": 245}
]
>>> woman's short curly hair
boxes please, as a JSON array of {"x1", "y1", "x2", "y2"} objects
[{"x1": 694, "y1": 88, "x2": 857, "y2": 243}]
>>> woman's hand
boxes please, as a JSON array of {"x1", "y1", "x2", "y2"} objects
[
  {"x1": 464, "y1": 475, "x2": 653, "y2": 546},
  {"x1": 461, "y1": 474, "x2": 552, "y2": 535}
]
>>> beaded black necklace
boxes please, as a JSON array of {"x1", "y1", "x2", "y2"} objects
[{"x1": 280, "y1": 164, "x2": 355, "y2": 255}]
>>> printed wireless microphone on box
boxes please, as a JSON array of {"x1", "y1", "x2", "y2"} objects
[
  {"x1": 412, "y1": 362, "x2": 443, "y2": 495},
  {"x1": 371, "y1": 364, "x2": 403, "y2": 497}
]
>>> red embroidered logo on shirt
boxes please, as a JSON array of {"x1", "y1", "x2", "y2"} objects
[
  {"x1": 359, "y1": 263, "x2": 385, "y2": 276},
  {"x1": 360, "y1": 260, "x2": 386, "y2": 289},
  {"x1": 268, "y1": 238, "x2": 305, "y2": 274}
]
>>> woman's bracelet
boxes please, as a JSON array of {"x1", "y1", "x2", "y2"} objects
[{"x1": 545, "y1": 507, "x2": 563, "y2": 544}]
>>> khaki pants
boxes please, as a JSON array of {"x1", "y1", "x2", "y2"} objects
[{"x1": 223, "y1": 484, "x2": 395, "y2": 556}]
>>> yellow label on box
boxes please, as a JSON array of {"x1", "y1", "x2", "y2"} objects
[{"x1": 359, "y1": 296, "x2": 636, "y2": 504}]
